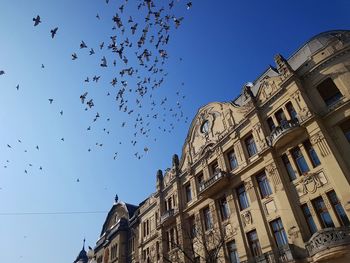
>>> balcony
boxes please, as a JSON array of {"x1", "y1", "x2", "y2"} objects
[
  {"x1": 267, "y1": 119, "x2": 304, "y2": 148},
  {"x1": 198, "y1": 170, "x2": 230, "y2": 197},
  {"x1": 305, "y1": 226, "x2": 350, "y2": 262},
  {"x1": 240, "y1": 245, "x2": 295, "y2": 263},
  {"x1": 161, "y1": 209, "x2": 176, "y2": 225}
]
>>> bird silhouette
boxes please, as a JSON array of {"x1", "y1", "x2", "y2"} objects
[
  {"x1": 33, "y1": 15, "x2": 41, "y2": 26},
  {"x1": 50, "y1": 27, "x2": 58, "y2": 38}
]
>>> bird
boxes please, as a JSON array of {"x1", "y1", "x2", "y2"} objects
[
  {"x1": 61, "y1": 138, "x2": 64, "y2": 141},
  {"x1": 16, "y1": 84, "x2": 19, "y2": 90},
  {"x1": 80, "y1": 92, "x2": 88, "y2": 104},
  {"x1": 71, "y1": 53, "x2": 78, "y2": 60},
  {"x1": 80, "y1": 41, "x2": 87, "y2": 49},
  {"x1": 50, "y1": 27, "x2": 58, "y2": 38},
  {"x1": 186, "y1": 2, "x2": 192, "y2": 9},
  {"x1": 41, "y1": 64, "x2": 45, "y2": 68},
  {"x1": 48, "y1": 99, "x2": 53, "y2": 104},
  {"x1": 60, "y1": 110, "x2": 63, "y2": 115},
  {"x1": 96, "y1": 13, "x2": 100, "y2": 20},
  {"x1": 0, "y1": 70, "x2": 5, "y2": 75},
  {"x1": 89, "y1": 48, "x2": 95, "y2": 55},
  {"x1": 76, "y1": 178, "x2": 80, "y2": 182},
  {"x1": 36, "y1": 145, "x2": 39, "y2": 150},
  {"x1": 33, "y1": 15, "x2": 41, "y2": 26},
  {"x1": 6, "y1": 144, "x2": 11, "y2": 148},
  {"x1": 100, "y1": 56, "x2": 107, "y2": 67}
]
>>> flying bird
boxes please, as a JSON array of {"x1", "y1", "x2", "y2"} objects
[
  {"x1": 33, "y1": 15, "x2": 41, "y2": 26},
  {"x1": 48, "y1": 99, "x2": 53, "y2": 104},
  {"x1": 100, "y1": 56, "x2": 107, "y2": 67},
  {"x1": 0, "y1": 70, "x2": 5, "y2": 75},
  {"x1": 16, "y1": 84, "x2": 19, "y2": 90},
  {"x1": 71, "y1": 53, "x2": 78, "y2": 60},
  {"x1": 80, "y1": 41, "x2": 87, "y2": 49},
  {"x1": 50, "y1": 27, "x2": 58, "y2": 38}
]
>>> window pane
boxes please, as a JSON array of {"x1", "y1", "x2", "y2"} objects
[
  {"x1": 247, "y1": 230, "x2": 262, "y2": 257},
  {"x1": 257, "y1": 172, "x2": 272, "y2": 198},
  {"x1": 313, "y1": 197, "x2": 335, "y2": 228},
  {"x1": 228, "y1": 150, "x2": 238, "y2": 170},
  {"x1": 186, "y1": 184, "x2": 192, "y2": 202},
  {"x1": 327, "y1": 191, "x2": 350, "y2": 226},
  {"x1": 237, "y1": 185, "x2": 249, "y2": 210},
  {"x1": 282, "y1": 154, "x2": 297, "y2": 181},
  {"x1": 267, "y1": 117, "x2": 276, "y2": 132},
  {"x1": 270, "y1": 218, "x2": 288, "y2": 247},
  {"x1": 301, "y1": 204, "x2": 318, "y2": 234},
  {"x1": 291, "y1": 147, "x2": 309, "y2": 174},
  {"x1": 275, "y1": 109, "x2": 287, "y2": 125},
  {"x1": 220, "y1": 197, "x2": 230, "y2": 220},
  {"x1": 245, "y1": 135, "x2": 257, "y2": 157},
  {"x1": 286, "y1": 102, "x2": 298, "y2": 120},
  {"x1": 203, "y1": 207, "x2": 213, "y2": 230},
  {"x1": 303, "y1": 140, "x2": 321, "y2": 167},
  {"x1": 227, "y1": 241, "x2": 240, "y2": 263}
]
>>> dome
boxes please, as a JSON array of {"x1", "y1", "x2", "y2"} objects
[{"x1": 288, "y1": 30, "x2": 350, "y2": 70}]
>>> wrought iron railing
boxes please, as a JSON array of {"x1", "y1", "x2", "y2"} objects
[
  {"x1": 267, "y1": 119, "x2": 300, "y2": 146},
  {"x1": 199, "y1": 171, "x2": 227, "y2": 193},
  {"x1": 161, "y1": 209, "x2": 175, "y2": 223}
]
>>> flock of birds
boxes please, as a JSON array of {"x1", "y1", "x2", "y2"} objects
[{"x1": 1, "y1": 0, "x2": 193, "y2": 179}]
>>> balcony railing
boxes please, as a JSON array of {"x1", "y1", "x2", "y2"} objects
[
  {"x1": 161, "y1": 209, "x2": 175, "y2": 223},
  {"x1": 305, "y1": 226, "x2": 350, "y2": 258},
  {"x1": 199, "y1": 171, "x2": 227, "y2": 193},
  {"x1": 240, "y1": 245, "x2": 295, "y2": 263},
  {"x1": 267, "y1": 119, "x2": 301, "y2": 147}
]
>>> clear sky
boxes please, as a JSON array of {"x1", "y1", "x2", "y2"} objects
[{"x1": 0, "y1": 0, "x2": 350, "y2": 262}]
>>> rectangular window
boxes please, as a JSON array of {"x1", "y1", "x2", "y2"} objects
[
  {"x1": 327, "y1": 190, "x2": 350, "y2": 226},
  {"x1": 301, "y1": 204, "x2": 318, "y2": 234},
  {"x1": 237, "y1": 185, "x2": 249, "y2": 210},
  {"x1": 317, "y1": 78, "x2": 343, "y2": 107},
  {"x1": 185, "y1": 184, "x2": 192, "y2": 203},
  {"x1": 227, "y1": 241, "x2": 240, "y2": 263},
  {"x1": 340, "y1": 120, "x2": 350, "y2": 143},
  {"x1": 247, "y1": 230, "x2": 262, "y2": 257},
  {"x1": 312, "y1": 196, "x2": 335, "y2": 228},
  {"x1": 197, "y1": 173, "x2": 204, "y2": 188},
  {"x1": 281, "y1": 154, "x2": 297, "y2": 181},
  {"x1": 211, "y1": 161, "x2": 219, "y2": 175},
  {"x1": 228, "y1": 150, "x2": 238, "y2": 170},
  {"x1": 291, "y1": 147, "x2": 310, "y2": 174},
  {"x1": 270, "y1": 218, "x2": 288, "y2": 247},
  {"x1": 303, "y1": 140, "x2": 321, "y2": 167},
  {"x1": 256, "y1": 172, "x2": 272, "y2": 198},
  {"x1": 286, "y1": 102, "x2": 298, "y2": 120},
  {"x1": 275, "y1": 109, "x2": 287, "y2": 125},
  {"x1": 219, "y1": 196, "x2": 230, "y2": 221},
  {"x1": 203, "y1": 207, "x2": 213, "y2": 230},
  {"x1": 188, "y1": 216, "x2": 196, "y2": 238},
  {"x1": 267, "y1": 117, "x2": 276, "y2": 132},
  {"x1": 245, "y1": 135, "x2": 257, "y2": 157}
]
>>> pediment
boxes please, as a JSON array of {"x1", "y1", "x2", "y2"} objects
[{"x1": 256, "y1": 76, "x2": 282, "y2": 105}]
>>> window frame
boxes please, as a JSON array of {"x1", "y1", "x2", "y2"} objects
[
  {"x1": 317, "y1": 78, "x2": 343, "y2": 107},
  {"x1": 312, "y1": 196, "x2": 335, "y2": 228},
  {"x1": 270, "y1": 218, "x2": 288, "y2": 248},
  {"x1": 301, "y1": 203, "x2": 318, "y2": 235},
  {"x1": 291, "y1": 146, "x2": 310, "y2": 174},
  {"x1": 303, "y1": 139, "x2": 321, "y2": 168},
  {"x1": 219, "y1": 196, "x2": 230, "y2": 221},
  {"x1": 227, "y1": 150, "x2": 238, "y2": 170},
  {"x1": 281, "y1": 154, "x2": 297, "y2": 181},
  {"x1": 203, "y1": 206, "x2": 213, "y2": 231},
  {"x1": 327, "y1": 190, "x2": 350, "y2": 226},
  {"x1": 247, "y1": 230, "x2": 262, "y2": 257},
  {"x1": 256, "y1": 172, "x2": 272, "y2": 198},
  {"x1": 185, "y1": 183, "x2": 192, "y2": 203},
  {"x1": 245, "y1": 134, "x2": 258, "y2": 157},
  {"x1": 237, "y1": 184, "x2": 249, "y2": 210}
]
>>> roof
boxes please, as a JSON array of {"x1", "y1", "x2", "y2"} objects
[{"x1": 73, "y1": 247, "x2": 88, "y2": 263}]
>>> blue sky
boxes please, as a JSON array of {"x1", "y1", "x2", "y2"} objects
[{"x1": 0, "y1": 0, "x2": 350, "y2": 262}]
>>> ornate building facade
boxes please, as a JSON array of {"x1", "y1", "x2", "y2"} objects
[{"x1": 90, "y1": 30, "x2": 350, "y2": 263}]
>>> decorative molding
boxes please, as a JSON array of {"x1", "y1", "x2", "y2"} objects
[
  {"x1": 296, "y1": 171, "x2": 328, "y2": 197},
  {"x1": 265, "y1": 162, "x2": 282, "y2": 191},
  {"x1": 310, "y1": 132, "x2": 331, "y2": 157},
  {"x1": 298, "y1": 107, "x2": 312, "y2": 122},
  {"x1": 241, "y1": 210, "x2": 253, "y2": 227}
]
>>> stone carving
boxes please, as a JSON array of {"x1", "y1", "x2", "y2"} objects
[
  {"x1": 296, "y1": 172, "x2": 328, "y2": 197},
  {"x1": 274, "y1": 53, "x2": 294, "y2": 80},
  {"x1": 241, "y1": 210, "x2": 253, "y2": 227},
  {"x1": 298, "y1": 107, "x2": 312, "y2": 122},
  {"x1": 264, "y1": 200, "x2": 277, "y2": 215},
  {"x1": 172, "y1": 154, "x2": 179, "y2": 169},
  {"x1": 244, "y1": 180, "x2": 253, "y2": 191},
  {"x1": 310, "y1": 132, "x2": 330, "y2": 157},
  {"x1": 266, "y1": 163, "x2": 282, "y2": 191},
  {"x1": 288, "y1": 226, "x2": 300, "y2": 240}
]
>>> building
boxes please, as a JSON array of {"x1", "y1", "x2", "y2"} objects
[{"x1": 90, "y1": 30, "x2": 350, "y2": 263}]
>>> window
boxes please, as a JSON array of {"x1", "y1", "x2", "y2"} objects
[
  {"x1": 201, "y1": 120, "x2": 210, "y2": 134},
  {"x1": 270, "y1": 218, "x2": 288, "y2": 247},
  {"x1": 317, "y1": 78, "x2": 343, "y2": 107},
  {"x1": 237, "y1": 185, "x2": 249, "y2": 210},
  {"x1": 219, "y1": 196, "x2": 230, "y2": 221},
  {"x1": 211, "y1": 161, "x2": 219, "y2": 175},
  {"x1": 267, "y1": 117, "x2": 276, "y2": 132},
  {"x1": 245, "y1": 135, "x2": 257, "y2": 157},
  {"x1": 286, "y1": 102, "x2": 298, "y2": 120},
  {"x1": 97, "y1": 256, "x2": 103, "y2": 263},
  {"x1": 228, "y1": 150, "x2": 238, "y2": 170},
  {"x1": 197, "y1": 173, "x2": 204, "y2": 188},
  {"x1": 340, "y1": 120, "x2": 350, "y2": 143},
  {"x1": 256, "y1": 172, "x2": 272, "y2": 198},
  {"x1": 301, "y1": 204, "x2": 318, "y2": 234},
  {"x1": 303, "y1": 140, "x2": 321, "y2": 167},
  {"x1": 227, "y1": 241, "x2": 239, "y2": 263},
  {"x1": 203, "y1": 207, "x2": 213, "y2": 230},
  {"x1": 111, "y1": 244, "x2": 118, "y2": 260},
  {"x1": 281, "y1": 154, "x2": 297, "y2": 181},
  {"x1": 247, "y1": 230, "x2": 262, "y2": 257},
  {"x1": 185, "y1": 184, "x2": 192, "y2": 203},
  {"x1": 327, "y1": 190, "x2": 350, "y2": 226},
  {"x1": 312, "y1": 196, "x2": 335, "y2": 228},
  {"x1": 188, "y1": 216, "x2": 196, "y2": 238},
  {"x1": 275, "y1": 109, "x2": 287, "y2": 125},
  {"x1": 194, "y1": 256, "x2": 200, "y2": 263},
  {"x1": 291, "y1": 147, "x2": 309, "y2": 174},
  {"x1": 170, "y1": 228, "x2": 176, "y2": 249}
]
